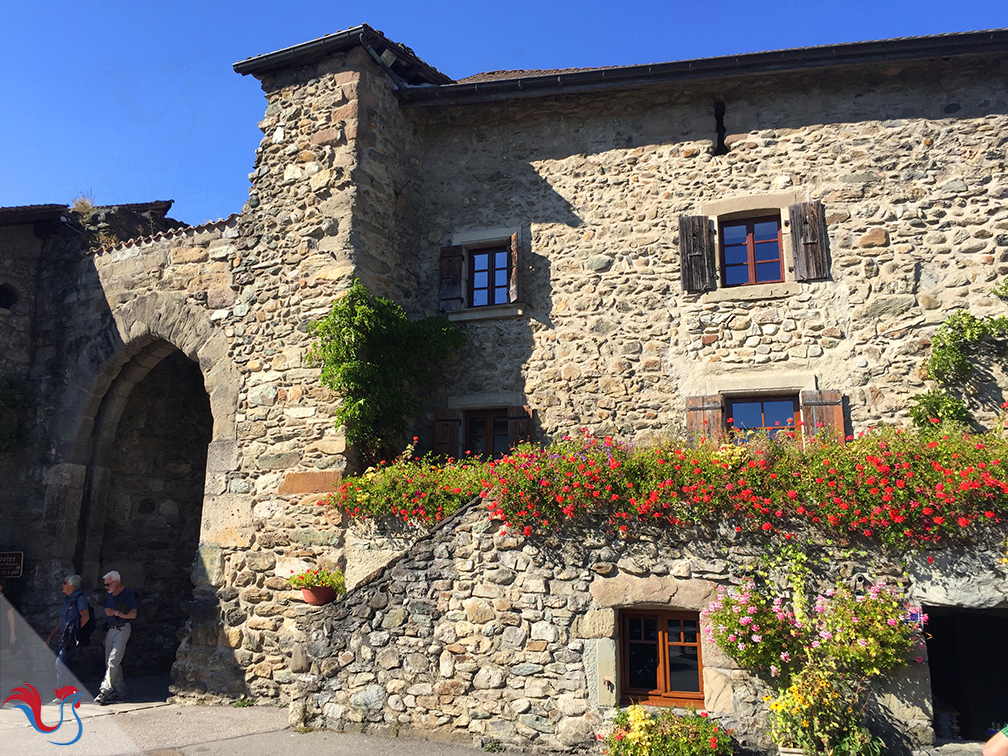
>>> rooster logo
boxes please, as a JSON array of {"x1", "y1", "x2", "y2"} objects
[{"x1": 2, "y1": 683, "x2": 84, "y2": 745}]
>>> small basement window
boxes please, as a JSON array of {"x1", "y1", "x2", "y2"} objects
[
  {"x1": 0, "y1": 284, "x2": 17, "y2": 311},
  {"x1": 620, "y1": 609, "x2": 704, "y2": 706}
]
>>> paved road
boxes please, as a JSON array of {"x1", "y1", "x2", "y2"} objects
[{"x1": 0, "y1": 696, "x2": 490, "y2": 756}]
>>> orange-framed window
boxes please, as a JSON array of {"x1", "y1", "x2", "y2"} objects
[{"x1": 621, "y1": 610, "x2": 704, "y2": 706}]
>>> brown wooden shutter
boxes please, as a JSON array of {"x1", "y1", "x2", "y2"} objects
[
  {"x1": 509, "y1": 232, "x2": 520, "y2": 303},
  {"x1": 789, "y1": 201, "x2": 829, "y2": 281},
  {"x1": 507, "y1": 405, "x2": 532, "y2": 448},
  {"x1": 434, "y1": 409, "x2": 461, "y2": 458},
  {"x1": 800, "y1": 390, "x2": 845, "y2": 442},
  {"x1": 678, "y1": 215, "x2": 716, "y2": 292},
  {"x1": 439, "y1": 245, "x2": 465, "y2": 312},
  {"x1": 685, "y1": 395, "x2": 725, "y2": 440}
]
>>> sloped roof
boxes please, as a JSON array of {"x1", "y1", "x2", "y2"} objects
[
  {"x1": 403, "y1": 29, "x2": 1008, "y2": 106},
  {"x1": 233, "y1": 24, "x2": 452, "y2": 85},
  {"x1": 0, "y1": 204, "x2": 66, "y2": 226}
]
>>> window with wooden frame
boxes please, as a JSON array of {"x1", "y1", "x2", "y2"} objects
[
  {"x1": 434, "y1": 405, "x2": 532, "y2": 459},
  {"x1": 465, "y1": 408, "x2": 510, "y2": 458},
  {"x1": 439, "y1": 234, "x2": 520, "y2": 312},
  {"x1": 720, "y1": 215, "x2": 784, "y2": 287},
  {"x1": 686, "y1": 390, "x2": 846, "y2": 443},
  {"x1": 727, "y1": 395, "x2": 799, "y2": 439},
  {"x1": 678, "y1": 200, "x2": 829, "y2": 293},
  {"x1": 621, "y1": 609, "x2": 704, "y2": 706}
]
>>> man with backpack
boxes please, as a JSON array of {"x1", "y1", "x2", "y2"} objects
[
  {"x1": 44, "y1": 574, "x2": 90, "y2": 695},
  {"x1": 94, "y1": 570, "x2": 136, "y2": 706}
]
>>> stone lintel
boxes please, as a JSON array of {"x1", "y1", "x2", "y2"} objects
[{"x1": 278, "y1": 470, "x2": 343, "y2": 495}]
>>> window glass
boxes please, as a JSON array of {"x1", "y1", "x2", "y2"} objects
[
  {"x1": 728, "y1": 396, "x2": 799, "y2": 439},
  {"x1": 466, "y1": 409, "x2": 510, "y2": 458},
  {"x1": 720, "y1": 215, "x2": 782, "y2": 287},
  {"x1": 667, "y1": 645, "x2": 701, "y2": 692},
  {"x1": 469, "y1": 245, "x2": 510, "y2": 308}
]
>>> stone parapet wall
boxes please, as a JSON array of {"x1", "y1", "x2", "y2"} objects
[
  {"x1": 410, "y1": 56, "x2": 1008, "y2": 439},
  {"x1": 283, "y1": 501, "x2": 970, "y2": 752}
]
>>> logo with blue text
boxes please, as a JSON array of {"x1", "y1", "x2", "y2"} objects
[{"x1": 2, "y1": 683, "x2": 84, "y2": 745}]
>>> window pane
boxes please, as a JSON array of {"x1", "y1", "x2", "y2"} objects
[
  {"x1": 723, "y1": 244, "x2": 749, "y2": 267},
  {"x1": 473, "y1": 290, "x2": 488, "y2": 307},
  {"x1": 643, "y1": 617, "x2": 658, "y2": 641},
  {"x1": 628, "y1": 617, "x2": 642, "y2": 641},
  {"x1": 725, "y1": 265, "x2": 750, "y2": 286},
  {"x1": 753, "y1": 220, "x2": 779, "y2": 241},
  {"x1": 494, "y1": 287, "x2": 508, "y2": 304},
  {"x1": 492, "y1": 415, "x2": 509, "y2": 457},
  {"x1": 730, "y1": 401, "x2": 763, "y2": 429},
  {"x1": 629, "y1": 643, "x2": 659, "y2": 690},
  {"x1": 756, "y1": 262, "x2": 781, "y2": 282},
  {"x1": 754, "y1": 241, "x2": 780, "y2": 262},
  {"x1": 683, "y1": 619, "x2": 697, "y2": 643},
  {"x1": 473, "y1": 271, "x2": 488, "y2": 289},
  {"x1": 667, "y1": 618, "x2": 683, "y2": 642},
  {"x1": 473, "y1": 253, "x2": 488, "y2": 271},
  {"x1": 763, "y1": 400, "x2": 796, "y2": 428},
  {"x1": 495, "y1": 270, "x2": 508, "y2": 287},
  {"x1": 722, "y1": 224, "x2": 747, "y2": 245},
  {"x1": 667, "y1": 645, "x2": 700, "y2": 692},
  {"x1": 495, "y1": 251, "x2": 508, "y2": 269}
]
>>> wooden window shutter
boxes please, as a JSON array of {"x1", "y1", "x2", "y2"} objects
[
  {"x1": 685, "y1": 395, "x2": 725, "y2": 440},
  {"x1": 509, "y1": 232, "x2": 520, "y2": 303},
  {"x1": 800, "y1": 390, "x2": 845, "y2": 442},
  {"x1": 789, "y1": 201, "x2": 829, "y2": 281},
  {"x1": 434, "y1": 409, "x2": 461, "y2": 458},
  {"x1": 678, "y1": 215, "x2": 716, "y2": 292},
  {"x1": 507, "y1": 405, "x2": 532, "y2": 448},
  {"x1": 439, "y1": 245, "x2": 465, "y2": 312}
]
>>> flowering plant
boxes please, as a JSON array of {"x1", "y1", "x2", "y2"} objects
[
  {"x1": 704, "y1": 578, "x2": 924, "y2": 753},
  {"x1": 327, "y1": 440, "x2": 483, "y2": 528},
  {"x1": 483, "y1": 424, "x2": 1008, "y2": 550},
  {"x1": 287, "y1": 567, "x2": 346, "y2": 592},
  {"x1": 603, "y1": 704, "x2": 733, "y2": 756},
  {"x1": 768, "y1": 667, "x2": 881, "y2": 756}
]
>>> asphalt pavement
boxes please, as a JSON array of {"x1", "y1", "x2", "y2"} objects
[{"x1": 1, "y1": 673, "x2": 489, "y2": 756}]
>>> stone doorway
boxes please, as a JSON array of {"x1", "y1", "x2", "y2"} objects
[
  {"x1": 74, "y1": 346, "x2": 213, "y2": 680},
  {"x1": 925, "y1": 606, "x2": 1008, "y2": 740}
]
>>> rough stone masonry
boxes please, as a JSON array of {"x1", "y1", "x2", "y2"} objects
[{"x1": 1, "y1": 26, "x2": 1007, "y2": 754}]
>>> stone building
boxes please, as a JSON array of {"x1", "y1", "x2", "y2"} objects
[{"x1": 2, "y1": 24, "x2": 1008, "y2": 751}]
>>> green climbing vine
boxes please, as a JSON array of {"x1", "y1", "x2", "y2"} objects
[
  {"x1": 307, "y1": 280, "x2": 465, "y2": 464},
  {"x1": 910, "y1": 299, "x2": 1008, "y2": 427}
]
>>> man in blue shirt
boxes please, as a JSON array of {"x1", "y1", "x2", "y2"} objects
[
  {"x1": 45, "y1": 575, "x2": 89, "y2": 693},
  {"x1": 94, "y1": 571, "x2": 137, "y2": 706}
]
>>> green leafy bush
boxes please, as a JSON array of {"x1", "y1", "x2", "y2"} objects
[
  {"x1": 603, "y1": 704, "x2": 734, "y2": 756},
  {"x1": 307, "y1": 280, "x2": 464, "y2": 464}
]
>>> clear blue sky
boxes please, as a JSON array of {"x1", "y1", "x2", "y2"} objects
[{"x1": 1, "y1": 1, "x2": 1004, "y2": 225}]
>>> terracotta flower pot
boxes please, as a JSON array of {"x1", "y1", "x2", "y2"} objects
[{"x1": 301, "y1": 586, "x2": 339, "y2": 606}]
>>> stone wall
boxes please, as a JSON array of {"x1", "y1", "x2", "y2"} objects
[
  {"x1": 409, "y1": 55, "x2": 1008, "y2": 441},
  {"x1": 283, "y1": 500, "x2": 989, "y2": 752}
]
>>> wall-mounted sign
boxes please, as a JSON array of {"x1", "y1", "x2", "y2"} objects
[{"x1": 0, "y1": 552, "x2": 24, "y2": 578}]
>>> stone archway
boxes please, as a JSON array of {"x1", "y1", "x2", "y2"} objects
[{"x1": 45, "y1": 292, "x2": 241, "y2": 678}]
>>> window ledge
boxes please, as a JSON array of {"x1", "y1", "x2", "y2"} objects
[
  {"x1": 446, "y1": 303, "x2": 526, "y2": 322},
  {"x1": 700, "y1": 281, "x2": 800, "y2": 303}
]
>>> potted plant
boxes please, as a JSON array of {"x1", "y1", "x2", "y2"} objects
[
  {"x1": 602, "y1": 704, "x2": 734, "y2": 756},
  {"x1": 288, "y1": 567, "x2": 346, "y2": 606}
]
